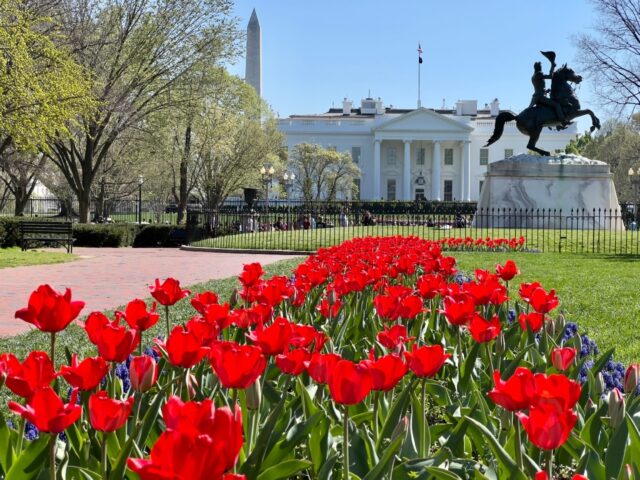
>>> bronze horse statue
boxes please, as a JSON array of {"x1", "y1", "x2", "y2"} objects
[{"x1": 485, "y1": 65, "x2": 601, "y2": 156}]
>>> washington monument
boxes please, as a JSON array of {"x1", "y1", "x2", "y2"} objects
[{"x1": 245, "y1": 9, "x2": 261, "y2": 97}]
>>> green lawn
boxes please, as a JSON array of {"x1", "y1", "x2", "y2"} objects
[
  {"x1": 0, "y1": 247, "x2": 77, "y2": 269},
  {"x1": 193, "y1": 224, "x2": 640, "y2": 255}
]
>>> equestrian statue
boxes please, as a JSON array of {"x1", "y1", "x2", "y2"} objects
[{"x1": 485, "y1": 51, "x2": 600, "y2": 156}]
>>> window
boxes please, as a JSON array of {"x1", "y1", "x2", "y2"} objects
[
  {"x1": 387, "y1": 147, "x2": 397, "y2": 166},
  {"x1": 504, "y1": 148, "x2": 513, "y2": 158},
  {"x1": 415, "y1": 188, "x2": 425, "y2": 201},
  {"x1": 479, "y1": 180, "x2": 485, "y2": 195},
  {"x1": 444, "y1": 148, "x2": 454, "y2": 165},
  {"x1": 480, "y1": 148, "x2": 489, "y2": 165},
  {"x1": 353, "y1": 179, "x2": 361, "y2": 200},
  {"x1": 351, "y1": 146, "x2": 361, "y2": 164},
  {"x1": 444, "y1": 180, "x2": 453, "y2": 201},
  {"x1": 387, "y1": 179, "x2": 396, "y2": 200},
  {"x1": 417, "y1": 148, "x2": 425, "y2": 166}
]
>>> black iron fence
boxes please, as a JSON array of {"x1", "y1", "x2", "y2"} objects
[{"x1": 187, "y1": 202, "x2": 640, "y2": 255}]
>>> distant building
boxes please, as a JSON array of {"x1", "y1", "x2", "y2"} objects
[{"x1": 278, "y1": 97, "x2": 577, "y2": 202}]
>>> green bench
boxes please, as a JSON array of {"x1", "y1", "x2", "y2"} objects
[{"x1": 20, "y1": 221, "x2": 75, "y2": 253}]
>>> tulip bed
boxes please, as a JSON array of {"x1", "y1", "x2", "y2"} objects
[{"x1": 0, "y1": 235, "x2": 638, "y2": 479}]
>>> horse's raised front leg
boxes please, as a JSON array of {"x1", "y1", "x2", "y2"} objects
[
  {"x1": 571, "y1": 109, "x2": 601, "y2": 132},
  {"x1": 526, "y1": 128, "x2": 550, "y2": 156}
]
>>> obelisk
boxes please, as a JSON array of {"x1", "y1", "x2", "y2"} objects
[{"x1": 245, "y1": 9, "x2": 261, "y2": 97}]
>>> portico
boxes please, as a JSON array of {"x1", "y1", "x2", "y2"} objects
[{"x1": 372, "y1": 108, "x2": 473, "y2": 201}]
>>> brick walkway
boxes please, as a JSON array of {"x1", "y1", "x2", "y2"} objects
[{"x1": 0, "y1": 248, "x2": 298, "y2": 337}]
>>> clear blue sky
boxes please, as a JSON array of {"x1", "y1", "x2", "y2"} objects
[{"x1": 227, "y1": 0, "x2": 600, "y2": 131}]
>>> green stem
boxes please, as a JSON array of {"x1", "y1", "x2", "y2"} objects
[
  {"x1": 343, "y1": 405, "x2": 349, "y2": 480},
  {"x1": 49, "y1": 434, "x2": 56, "y2": 480},
  {"x1": 373, "y1": 391, "x2": 380, "y2": 440},
  {"x1": 514, "y1": 413, "x2": 523, "y2": 471},
  {"x1": 50, "y1": 332, "x2": 56, "y2": 369},
  {"x1": 457, "y1": 327, "x2": 463, "y2": 360},
  {"x1": 138, "y1": 331, "x2": 143, "y2": 356},
  {"x1": 16, "y1": 416, "x2": 25, "y2": 453},
  {"x1": 101, "y1": 431, "x2": 108, "y2": 480},
  {"x1": 546, "y1": 448, "x2": 554, "y2": 479},
  {"x1": 421, "y1": 378, "x2": 427, "y2": 457},
  {"x1": 165, "y1": 305, "x2": 170, "y2": 338},
  {"x1": 484, "y1": 342, "x2": 494, "y2": 377},
  {"x1": 232, "y1": 388, "x2": 239, "y2": 408}
]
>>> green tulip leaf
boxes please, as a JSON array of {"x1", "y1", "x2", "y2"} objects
[
  {"x1": 362, "y1": 434, "x2": 403, "y2": 480},
  {"x1": 604, "y1": 417, "x2": 628, "y2": 480},
  {"x1": 5, "y1": 435, "x2": 49, "y2": 480},
  {"x1": 256, "y1": 459, "x2": 312, "y2": 480}
]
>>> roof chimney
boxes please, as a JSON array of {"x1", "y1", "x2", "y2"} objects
[
  {"x1": 490, "y1": 98, "x2": 500, "y2": 117},
  {"x1": 342, "y1": 98, "x2": 352, "y2": 116}
]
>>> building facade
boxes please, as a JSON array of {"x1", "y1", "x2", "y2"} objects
[{"x1": 278, "y1": 97, "x2": 577, "y2": 202}]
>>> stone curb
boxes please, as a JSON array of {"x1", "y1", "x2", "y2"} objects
[{"x1": 180, "y1": 245, "x2": 311, "y2": 256}]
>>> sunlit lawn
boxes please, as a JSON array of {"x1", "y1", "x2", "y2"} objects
[{"x1": 0, "y1": 247, "x2": 76, "y2": 269}]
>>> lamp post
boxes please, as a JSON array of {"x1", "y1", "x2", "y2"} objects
[
  {"x1": 260, "y1": 165, "x2": 275, "y2": 216},
  {"x1": 282, "y1": 171, "x2": 295, "y2": 203},
  {"x1": 137, "y1": 175, "x2": 144, "y2": 225}
]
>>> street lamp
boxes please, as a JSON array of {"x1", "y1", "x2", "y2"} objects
[
  {"x1": 282, "y1": 171, "x2": 295, "y2": 202},
  {"x1": 260, "y1": 165, "x2": 275, "y2": 214},
  {"x1": 137, "y1": 175, "x2": 144, "y2": 225}
]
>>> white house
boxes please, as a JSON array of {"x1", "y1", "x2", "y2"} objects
[{"x1": 278, "y1": 97, "x2": 577, "y2": 202}]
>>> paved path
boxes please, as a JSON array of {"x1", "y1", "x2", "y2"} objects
[{"x1": 0, "y1": 248, "x2": 297, "y2": 337}]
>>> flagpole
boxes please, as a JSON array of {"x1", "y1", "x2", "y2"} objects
[{"x1": 417, "y1": 43, "x2": 422, "y2": 108}]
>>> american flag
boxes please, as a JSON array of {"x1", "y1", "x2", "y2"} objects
[{"x1": 418, "y1": 44, "x2": 423, "y2": 64}]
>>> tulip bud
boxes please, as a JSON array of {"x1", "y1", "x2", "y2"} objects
[
  {"x1": 495, "y1": 333, "x2": 506, "y2": 357},
  {"x1": 129, "y1": 356, "x2": 158, "y2": 393},
  {"x1": 554, "y1": 313, "x2": 565, "y2": 334},
  {"x1": 544, "y1": 317, "x2": 555, "y2": 337},
  {"x1": 500, "y1": 407, "x2": 512, "y2": 431},
  {"x1": 585, "y1": 398, "x2": 597, "y2": 416},
  {"x1": 246, "y1": 377, "x2": 262, "y2": 410},
  {"x1": 551, "y1": 347, "x2": 576, "y2": 372},
  {"x1": 623, "y1": 464, "x2": 634, "y2": 480},
  {"x1": 391, "y1": 415, "x2": 409, "y2": 442},
  {"x1": 327, "y1": 289, "x2": 338, "y2": 306},
  {"x1": 229, "y1": 289, "x2": 241, "y2": 308},
  {"x1": 185, "y1": 371, "x2": 197, "y2": 399},
  {"x1": 595, "y1": 372, "x2": 605, "y2": 396},
  {"x1": 624, "y1": 363, "x2": 640, "y2": 395},
  {"x1": 608, "y1": 388, "x2": 626, "y2": 429}
]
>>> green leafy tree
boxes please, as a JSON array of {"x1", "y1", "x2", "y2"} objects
[
  {"x1": 289, "y1": 143, "x2": 361, "y2": 202},
  {"x1": 46, "y1": 0, "x2": 242, "y2": 222},
  {"x1": 564, "y1": 132, "x2": 593, "y2": 155}
]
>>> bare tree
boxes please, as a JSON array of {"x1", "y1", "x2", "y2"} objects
[
  {"x1": 575, "y1": 0, "x2": 640, "y2": 113},
  {"x1": 47, "y1": 0, "x2": 241, "y2": 222},
  {"x1": 0, "y1": 148, "x2": 46, "y2": 215}
]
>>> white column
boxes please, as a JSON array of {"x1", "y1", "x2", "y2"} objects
[
  {"x1": 373, "y1": 139, "x2": 381, "y2": 200},
  {"x1": 463, "y1": 140, "x2": 471, "y2": 201},
  {"x1": 403, "y1": 140, "x2": 411, "y2": 201},
  {"x1": 432, "y1": 141, "x2": 441, "y2": 201}
]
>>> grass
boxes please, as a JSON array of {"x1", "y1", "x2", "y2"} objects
[
  {"x1": 193, "y1": 224, "x2": 640, "y2": 255},
  {"x1": 0, "y1": 247, "x2": 77, "y2": 269}
]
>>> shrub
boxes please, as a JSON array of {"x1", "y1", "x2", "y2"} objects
[
  {"x1": 0, "y1": 217, "x2": 22, "y2": 248},
  {"x1": 72, "y1": 224, "x2": 138, "y2": 247},
  {"x1": 133, "y1": 225, "x2": 187, "y2": 247}
]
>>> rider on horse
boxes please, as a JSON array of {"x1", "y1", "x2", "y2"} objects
[{"x1": 529, "y1": 51, "x2": 567, "y2": 126}]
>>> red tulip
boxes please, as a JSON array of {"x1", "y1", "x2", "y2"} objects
[
  {"x1": 209, "y1": 341, "x2": 266, "y2": 389},
  {"x1": 163, "y1": 324, "x2": 209, "y2": 368},
  {"x1": 317, "y1": 298, "x2": 342, "y2": 318},
  {"x1": 239, "y1": 262, "x2": 264, "y2": 288},
  {"x1": 624, "y1": 363, "x2": 640, "y2": 394},
  {"x1": 495, "y1": 260, "x2": 519, "y2": 281},
  {"x1": 551, "y1": 347, "x2": 577, "y2": 371},
  {"x1": 367, "y1": 352, "x2": 408, "y2": 391},
  {"x1": 377, "y1": 325, "x2": 415, "y2": 350},
  {"x1": 203, "y1": 303, "x2": 232, "y2": 330},
  {"x1": 15, "y1": 284, "x2": 84, "y2": 333},
  {"x1": 404, "y1": 344, "x2": 451, "y2": 378},
  {"x1": 528, "y1": 286, "x2": 559, "y2": 314},
  {"x1": 150, "y1": 278, "x2": 191, "y2": 306},
  {"x1": 275, "y1": 349, "x2": 311, "y2": 376},
  {"x1": 129, "y1": 356, "x2": 158, "y2": 392},
  {"x1": 4, "y1": 351, "x2": 57, "y2": 399},
  {"x1": 246, "y1": 316, "x2": 293, "y2": 356},
  {"x1": 516, "y1": 405, "x2": 577, "y2": 450},
  {"x1": 518, "y1": 312, "x2": 546, "y2": 333},
  {"x1": 89, "y1": 391, "x2": 134, "y2": 432},
  {"x1": 305, "y1": 352, "x2": 341, "y2": 384},
  {"x1": 85, "y1": 312, "x2": 139, "y2": 363},
  {"x1": 120, "y1": 299, "x2": 160, "y2": 331},
  {"x1": 416, "y1": 274, "x2": 446, "y2": 299},
  {"x1": 468, "y1": 313, "x2": 501, "y2": 343},
  {"x1": 463, "y1": 274, "x2": 507, "y2": 306},
  {"x1": 532, "y1": 373, "x2": 581, "y2": 412},
  {"x1": 536, "y1": 472, "x2": 587, "y2": 480},
  {"x1": 488, "y1": 368, "x2": 535, "y2": 411},
  {"x1": 442, "y1": 295, "x2": 475, "y2": 326},
  {"x1": 191, "y1": 291, "x2": 219, "y2": 314},
  {"x1": 128, "y1": 396, "x2": 243, "y2": 479},
  {"x1": 328, "y1": 359, "x2": 372, "y2": 405},
  {"x1": 0, "y1": 353, "x2": 9, "y2": 384},
  {"x1": 256, "y1": 276, "x2": 294, "y2": 306},
  {"x1": 8, "y1": 386, "x2": 82, "y2": 433},
  {"x1": 519, "y1": 282, "x2": 542, "y2": 303},
  {"x1": 60, "y1": 354, "x2": 109, "y2": 391}
]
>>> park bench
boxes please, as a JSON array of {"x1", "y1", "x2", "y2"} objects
[{"x1": 20, "y1": 221, "x2": 75, "y2": 253}]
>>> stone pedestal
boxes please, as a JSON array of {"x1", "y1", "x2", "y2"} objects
[{"x1": 474, "y1": 154, "x2": 623, "y2": 230}]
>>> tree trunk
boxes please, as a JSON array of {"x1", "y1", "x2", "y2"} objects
[
  {"x1": 78, "y1": 189, "x2": 91, "y2": 223},
  {"x1": 177, "y1": 123, "x2": 192, "y2": 224},
  {"x1": 14, "y1": 189, "x2": 29, "y2": 216}
]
